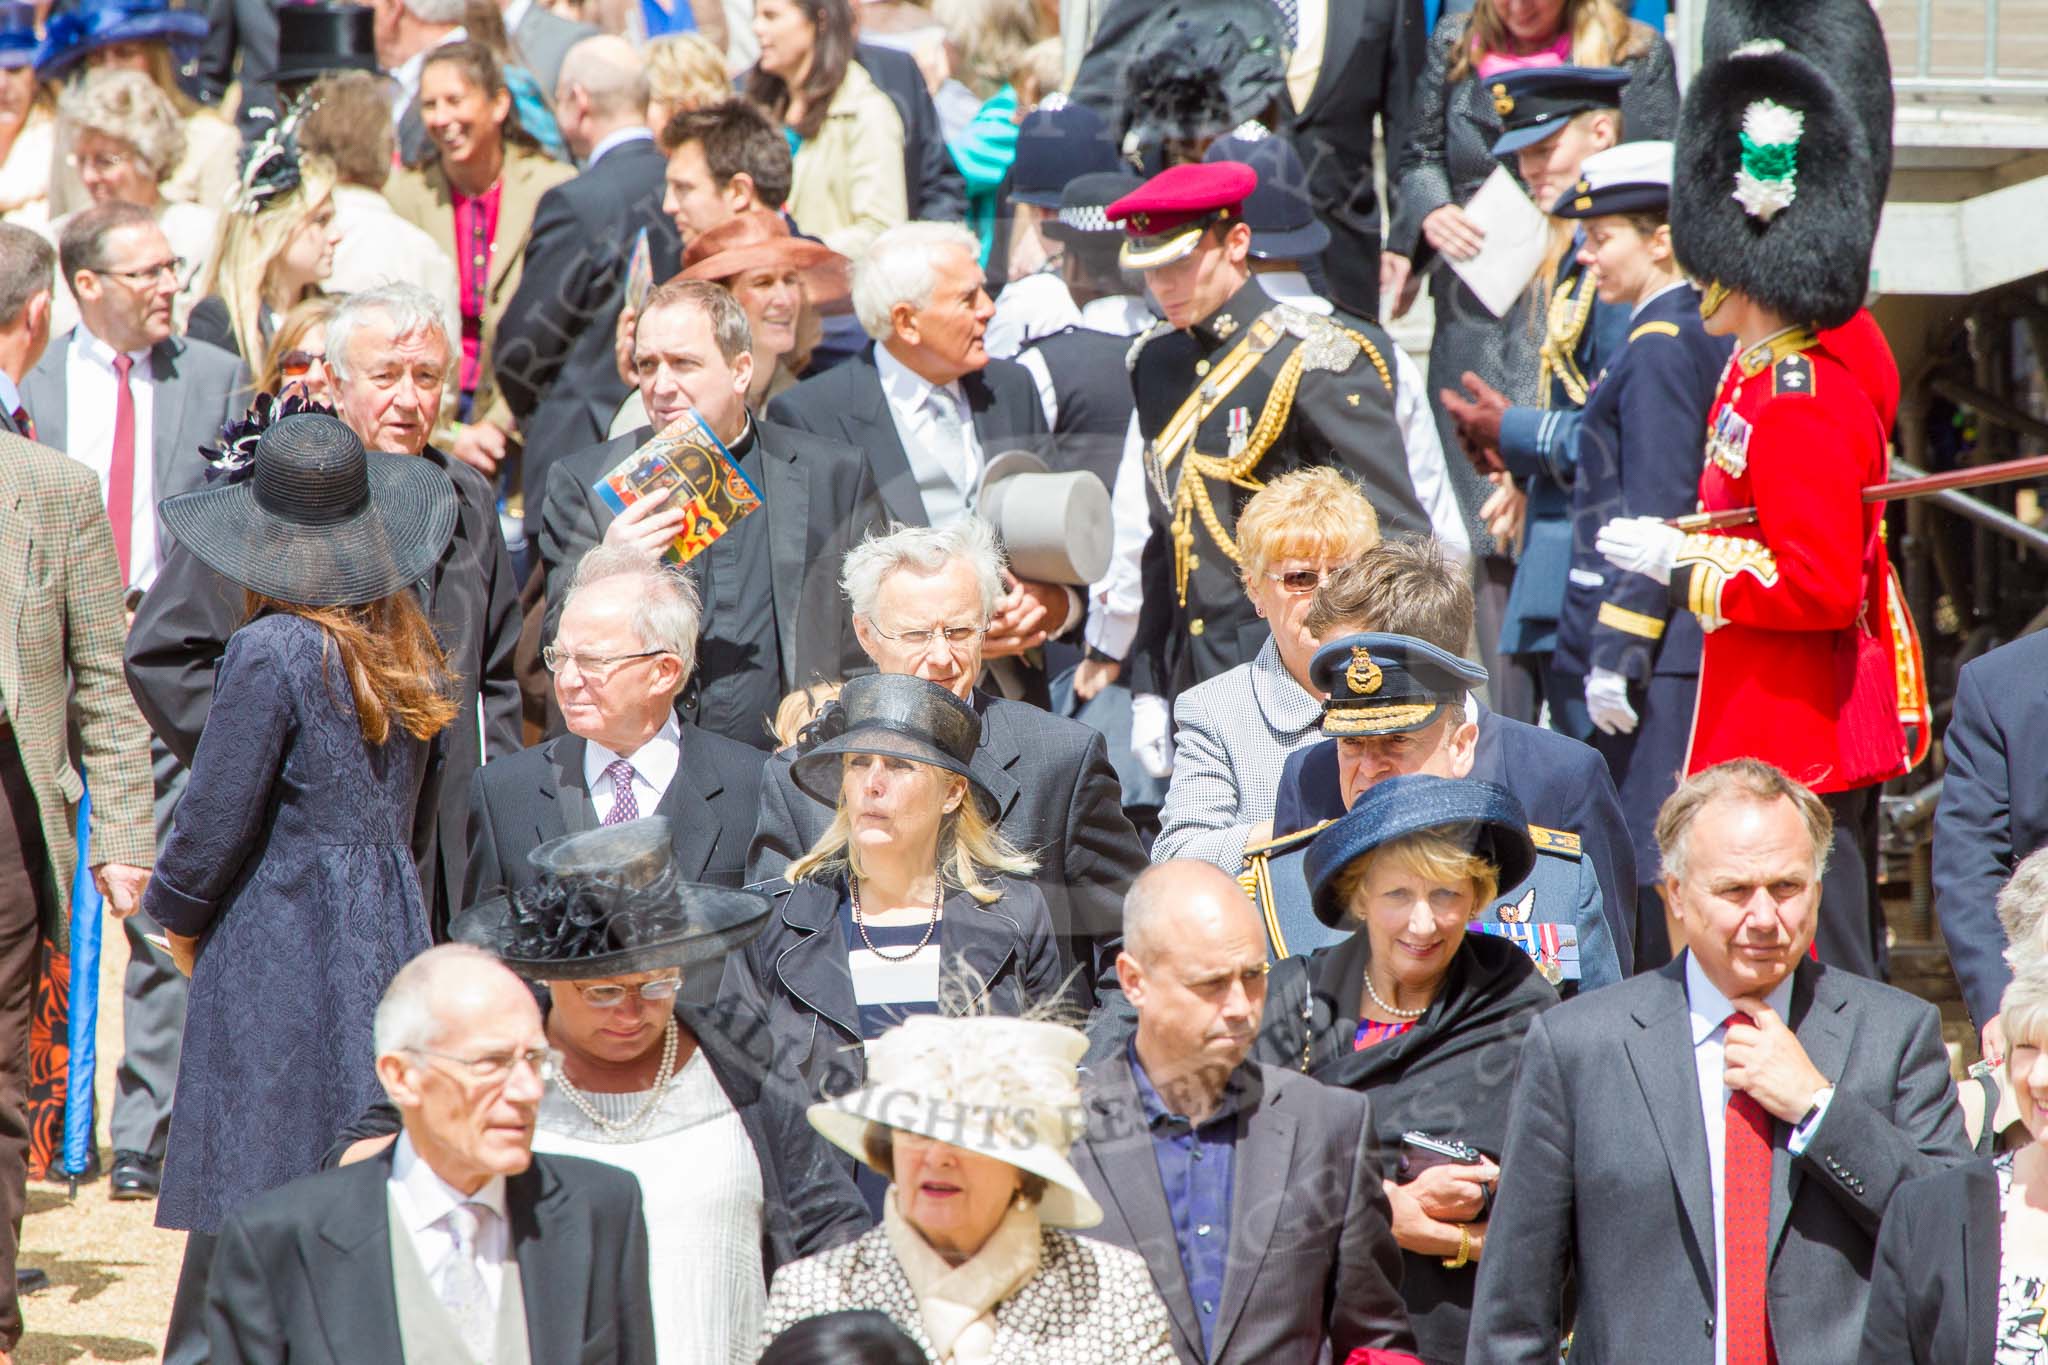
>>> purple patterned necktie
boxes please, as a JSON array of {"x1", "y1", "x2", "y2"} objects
[{"x1": 602, "y1": 758, "x2": 640, "y2": 824}]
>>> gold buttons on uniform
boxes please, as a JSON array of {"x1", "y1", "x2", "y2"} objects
[
  {"x1": 1190, "y1": 619, "x2": 1205, "y2": 636},
  {"x1": 1195, "y1": 360, "x2": 1210, "y2": 376}
]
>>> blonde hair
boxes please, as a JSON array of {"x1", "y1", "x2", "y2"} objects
[
  {"x1": 61, "y1": 70, "x2": 186, "y2": 181},
  {"x1": 645, "y1": 33, "x2": 731, "y2": 128},
  {"x1": 255, "y1": 294, "x2": 336, "y2": 396},
  {"x1": 772, "y1": 680, "x2": 843, "y2": 748},
  {"x1": 1449, "y1": 0, "x2": 1642, "y2": 83},
  {"x1": 1236, "y1": 465, "x2": 1381, "y2": 587},
  {"x1": 1011, "y1": 37, "x2": 1063, "y2": 111},
  {"x1": 201, "y1": 155, "x2": 339, "y2": 364},
  {"x1": 786, "y1": 760, "x2": 1038, "y2": 905},
  {"x1": 1333, "y1": 829, "x2": 1502, "y2": 926},
  {"x1": 932, "y1": 0, "x2": 1040, "y2": 101}
]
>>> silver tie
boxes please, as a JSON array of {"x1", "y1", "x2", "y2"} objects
[
  {"x1": 441, "y1": 1201, "x2": 496, "y2": 1364},
  {"x1": 925, "y1": 388, "x2": 978, "y2": 497}
]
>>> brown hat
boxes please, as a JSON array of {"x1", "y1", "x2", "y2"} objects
[{"x1": 680, "y1": 210, "x2": 848, "y2": 311}]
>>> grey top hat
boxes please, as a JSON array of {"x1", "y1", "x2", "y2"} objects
[
  {"x1": 977, "y1": 450, "x2": 1111, "y2": 586},
  {"x1": 449, "y1": 818, "x2": 772, "y2": 979},
  {"x1": 790, "y1": 673, "x2": 995, "y2": 818},
  {"x1": 158, "y1": 411, "x2": 456, "y2": 608}
]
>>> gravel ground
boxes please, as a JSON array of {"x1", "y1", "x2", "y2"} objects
[{"x1": 18, "y1": 935, "x2": 181, "y2": 1364}]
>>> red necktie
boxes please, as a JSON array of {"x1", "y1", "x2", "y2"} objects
[
  {"x1": 107, "y1": 353, "x2": 136, "y2": 584},
  {"x1": 9, "y1": 405, "x2": 30, "y2": 442},
  {"x1": 1723, "y1": 1013, "x2": 1778, "y2": 1365}
]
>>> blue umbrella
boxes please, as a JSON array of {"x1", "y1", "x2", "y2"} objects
[{"x1": 63, "y1": 789, "x2": 102, "y2": 1180}]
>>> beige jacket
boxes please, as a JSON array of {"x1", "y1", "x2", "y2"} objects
[{"x1": 787, "y1": 61, "x2": 908, "y2": 260}]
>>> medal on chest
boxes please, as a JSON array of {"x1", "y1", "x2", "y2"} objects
[
  {"x1": 1225, "y1": 406, "x2": 1251, "y2": 459},
  {"x1": 1706, "y1": 396, "x2": 1753, "y2": 478}
]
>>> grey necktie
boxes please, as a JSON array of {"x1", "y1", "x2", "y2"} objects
[
  {"x1": 924, "y1": 388, "x2": 977, "y2": 497},
  {"x1": 441, "y1": 1201, "x2": 496, "y2": 1364}
]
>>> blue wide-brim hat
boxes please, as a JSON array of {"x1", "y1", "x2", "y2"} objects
[
  {"x1": 1304, "y1": 774, "x2": 1537, "y2": 929},
  {"x1": 35, "y1": 0, "x2": 208, "y2": 81},
  {"x1": 0, "y1": 2, "x2": 37, "y2": 70}
]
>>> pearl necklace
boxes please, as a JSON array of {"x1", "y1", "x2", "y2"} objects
[
  {"x1": 851, "y1": 869, "x2": 943, "y2": 962},
  {"x1": 551, "y1": 1015, "x2": 679, "y2": 1138},
  {"x1": 1362, "y1": 968, "x2": 1430, "y2": 1020}
]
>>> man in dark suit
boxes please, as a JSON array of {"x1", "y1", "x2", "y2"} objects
[
  {"x1": 495, "y1": 35, "x2": 683, "y2": 506},
  {"x1": 853, "y1": 42, "x2": 968, "y2": 224},
  {"x1": 206, "y1": 944, "x2": 658, "y2": 1364},
  {"x1": 768, "y1": 220, "x2": 1074, "y2": 693},
  {"x1": 1933, "y1": 630, "x2": 2048, "y2": 1066},
  {"x1": 536, "y1": 280, "x2": 884, "y2": 747},
  {"x1": 1068, "y1": 0, "x2": 1426, "y2": 319},
  {"x1": 1468, "y1": 759, "x2": 1969, "y2": 1365},
  {"x1": 467, "y1": 547, "x2": 765, "y2": 912},
  {"x1": 1070, "y1": 861, "x2": 1420, "y2": 1365},
  {"x1": 747, "y1": 519, "x2": 1147, "y2": 1003},
  {"x1": 1266, "y1": 539, "x2": 1638, "y2": 960}
]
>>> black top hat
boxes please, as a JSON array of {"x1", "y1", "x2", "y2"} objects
[
  {"x1": 1672, "y1": 48, "x2": 1876, "y2": 330},
  {"x1": 158, "y1": 411, "x2": 457, "y2": 608},
  {"x1": 790, "y1": 673, "x2": 994, "y2": 818},
  {"x1": 1010, "y1": 99, "x2": 1121, "y2": 209},
  {"x1": 274, "y1": 3, "x2": 380, "y2": 86},
  {"x1": 451, "y1": 818, "x2": 772, "y2": 979},
  {"x1": 1312, "y1": 632, "x2": 1490, "y2": 738},
  {"x1": 1204, "y1": 128, "x2": 1328, "y2": 260},
  {"x1": 1304, "y1": 775, "x2": 1537, "y2": 929}
]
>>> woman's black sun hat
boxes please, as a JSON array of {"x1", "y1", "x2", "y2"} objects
[{"x1": 789, "y1": 672, "x2": 995, "y2": 819}]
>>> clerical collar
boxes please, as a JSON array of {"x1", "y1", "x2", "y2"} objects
[{"x1": 728, "y1": 413, "x2": 757, "y2": 459}]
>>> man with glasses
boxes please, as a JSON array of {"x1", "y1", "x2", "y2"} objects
[
  {"x1": 747, "y1": 518, "x2": 1148, "y2": 1007},
  {"x1": 466, "y1": 545, "x2": 767, "y2": 925},
  {"x1": 207, "y1": 944, "x2": 661, "y2": 1363}
]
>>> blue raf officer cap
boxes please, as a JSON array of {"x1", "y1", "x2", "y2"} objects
[
  {"x1": 1550, "y1": 140, "x2": 1673, "y2": 219},
  {"x1": 1304, "y1": 774, "x2": 1538, "y2": 929},
  {"x1": 1487, "y1": 65, "x2": 1631, "y2": 157},
  {"x1": 1311, "y1": 632, "x2": 1490, "y2": 739}
]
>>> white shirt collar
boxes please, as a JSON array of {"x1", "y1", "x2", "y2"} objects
[
  {"x1": 874, "y1": 340, "x2": 964, "y2": 417},
  {"x1": 1252, "y1": 269, "x2": 1332, "y2": 316},
  {"x1": 0, "y1": 368, "x2": 22, "y2": 419},
  {"x1": 1630, "y1": 279, "x2": 1691, "y2": 322},
  {"x1": 389, "y1": 1129, "x2": 508, "y2": 1235},
  {"x1": 501, "y1": 0, "x2": 532, "y2": 34},
  {"x1": 72, "y1": 323, "x2": 151, "y2": 372},
  {"x1": 586, "y1": 124, "x2": 654, "y2": 169},
  {"x1": 583, "y1": 710, "x2": 682, "y2": 793},
  {"x1": 1684, "y1": 951, "x2": 1797, "y2": 1048},
  {"x1": 1075, "y1": 293, "x2": 1157, "y2": 338}
]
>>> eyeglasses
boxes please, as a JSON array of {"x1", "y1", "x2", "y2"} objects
[
  {"x1": 541, "y1": 645, "x2": 672, "y2": 681},
  {"x1": 92, "y1": 257, "x2": 184, "y2": 286},
  {"x1": 1263, "y1": 568, "x2": 1326, "y2": 595},
  {"x1": 569, "y1": 974, "x2": 682, "y2": 1008},
  {"x1": 279, "y1": 349, "x2": 325, "y2": 378},
  {"x1": 407, "y1": 1045, "x2": 560, "y2": 1085},
  {"x1": 69, "y1": 149, "x2": 138, "y2": 174},
  {"x1": 867, "y1": 622, "x2": 989, "y2": 652}
]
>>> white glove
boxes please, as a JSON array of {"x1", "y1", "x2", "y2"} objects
[
  {"x1": 1132, "y1": 693, "x2": 1174, "y2": 779},
  {"x1": 1585, "y1": 667, "x2": 1640, "y2": 736},
  {"x1": 1595, "y1": 515, "x2": 1683, "y2": 586}
]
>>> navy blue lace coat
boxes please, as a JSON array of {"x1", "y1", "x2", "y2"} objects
[{"x1": 142, "y1": 612, "x2": 438, "y2": 1234}]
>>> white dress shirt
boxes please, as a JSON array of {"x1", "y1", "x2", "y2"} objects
[
  {"x1": 1684, "y1": 954, "x2": 1834, "y2": 1365},
  {"x1": 62, "y1": 325, "x2": 159, "y2": 592},
  {"x1": 585, "y1": 125, "x2": 653, "y2": 169},
  {"x1": 387, "y1": 1130, "x2": 512, "y2": 1313},
  {"x1": 584, "y1": 712, "x2": 682, "y2": 822},
  {"x1": 874, "y1": 341, "x2": 984, "y2": 528}
]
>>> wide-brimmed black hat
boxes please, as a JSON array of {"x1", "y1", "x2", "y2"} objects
[
  {"x1": 274, "y1": 3, "x2": 380, "y2": 86},
  {"x1": 790, "y1": 673, "x2": 993, "y2": 818},
  {"x1": 450, "y1": 818, "x2": 772, "y2": 979},
  {"x1": 159, "y1": 412, "x2": 456, "y2": 608},
  {"x1": 1304, "y1": 775, "x2": 1537, "y2": 930}
]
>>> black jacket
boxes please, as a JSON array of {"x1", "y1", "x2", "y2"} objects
[
  {"x1": 494, "y1": 137, "x2": 684, "y2": 504},
  {"x1": 463, "y1": 726, "x2": 766, "y2": 908},
  {"x1": 1857, "y1": 1157, "x2": 2000, "y2": 1365},
  {"x1": 324, "y1": 998, "x2": 873, "y2": 1284},
  {"x1": 124, "y1": 447, "x2": 524, "y2": 932},
  {"x1": 209, "y1": 1146, "x2": 658, "y2": 1364},
  {"x1": 855, "y1": 42, "x2": 968, "y2": 223}
]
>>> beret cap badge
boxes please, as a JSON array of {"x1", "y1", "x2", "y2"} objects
[
  {"x1": 1346, "y1": 646, "x2": 1383, "y2": 696},
  {"x1": 1491, "y1": 82, "x2": 1515, "y2": 117}
]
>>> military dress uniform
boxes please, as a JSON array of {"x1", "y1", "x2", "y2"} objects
[
  {"x1": 1105, "y1": 165, "x2": 1431, "y2": 700},
  {"x1": 1237, "y1": 633, "x2": 1624, "y2": 993}
]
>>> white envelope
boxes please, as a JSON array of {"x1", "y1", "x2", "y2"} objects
[{"x1": 1448, "y1": 165, "x2": 1552, "y2": 319}]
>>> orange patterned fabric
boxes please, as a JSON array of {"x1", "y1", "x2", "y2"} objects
[{"x1": 25, "y1": 935, "x2": 70, "y2": 1180}]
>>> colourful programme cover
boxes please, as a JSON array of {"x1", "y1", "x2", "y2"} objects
[{"x1": 592, "y1": 409, "x2": 762, "y2": 565}]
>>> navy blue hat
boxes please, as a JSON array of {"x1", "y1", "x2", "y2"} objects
[
  {"x1": 1487, "y1": 65, "x2": 1631, "y2": 157},
  {"x1": 1312, "y1": 632, "x2": 1490, "y2": 738},
  {"x1": 1305, "y1": 775, "x2": 1537, "y2": 929},
  {"x1": 35, "y1": 0, "x2": 208, "y2": 80},
  {"x1": 1204, "y1": 129, "x2": 1330, "y2": 261},
  {"x1": 1010, "y1": 99, "x2": 1120, "y2": 209},
  {"x1": 1040, "y1": 168, "x2": 1143, "y2": 243},
  {"x1": 0, "y1": 3, "x2": 35, "y2": 69},
  {"x1": 1550, "y1": 140, "x2": 1673, "y2": 219}
]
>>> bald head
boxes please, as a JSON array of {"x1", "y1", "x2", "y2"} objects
[
  {"x1": 374, "y1": 943, "x2": 536, "y2": 1059},
  {"x1": 1119, "y1": 861, "x2": 1270, "y2": 1099},
  {"x1": 1123, "y1": 860, "x2": 1262, "y2": 966},
  {"x1": 557, "y1": 35, "x2": 649, "y2": 140}
]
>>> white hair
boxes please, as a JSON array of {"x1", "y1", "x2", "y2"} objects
[
  {"x1": 372, "y1": 943, "x2": 498, "y2": 1057},
  {"x1": 563, "y1": 545, "x2": 703, "y2": 692},
  {"x1": 402, "y1": 0, "x2": 465, "y2": 25},
  {"x1": 326, "y1": 282, "x2": 451, "y2": 382},
  {"x1": 851, "y1": 221, "x2": 984, "y2": 340},
  {"x1": 841, "y1": 518, "x2": 1006, "y2": 623}
]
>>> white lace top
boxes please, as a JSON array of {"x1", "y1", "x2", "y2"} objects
[{"x1": 1996, "y1": 1150, "x2": 2048, "y2": 1364}]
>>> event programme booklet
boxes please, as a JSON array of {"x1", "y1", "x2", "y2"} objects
[
  {"x1": 1451, "y1": 165, "x2": 1551, "y2": 319},
  {"x1": 592, "y1": 410, "x2": 762, "y2": 565}
]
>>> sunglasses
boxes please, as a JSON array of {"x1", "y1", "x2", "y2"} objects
[
  {"x1": 279, "y1": 349, "x2": 325, "y2": 378},
  {"x1": 1264, "y1": 568, "x2": 1326, "y2": 595}
]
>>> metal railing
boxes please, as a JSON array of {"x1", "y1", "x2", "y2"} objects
[{"x1": 1889, "y1": 0, "x2": 2048, "y2": 99}]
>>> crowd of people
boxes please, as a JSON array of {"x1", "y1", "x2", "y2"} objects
[{"x1": 0, "y1": 0, "x2": 2037, "y2": 1361}]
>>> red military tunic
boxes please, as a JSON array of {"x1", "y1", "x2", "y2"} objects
[{"x1": 1668, "y1": 310, "x2": 1909, "y2": 793}]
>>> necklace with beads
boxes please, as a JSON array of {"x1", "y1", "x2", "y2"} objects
[
  {"x1": 851, "y1": 869, "x2": 943, "y2": 961},
  {"x1": 1362, "y1": 967, "x2": 1431, "y2": 1020},
  {"x1": 551, "y1": 1015, "x2": 680, "y2": 1138}
]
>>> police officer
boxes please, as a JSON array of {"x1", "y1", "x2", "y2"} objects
[
  {"x1": 1547, "y1": 140, "x2": 1731, "y2": 964},
  {"x1": 986, "y1": 101, "x2": 1124, "y2": 359},
  {"x1": 1241, "y1": 632, "x2": 1625, "y2": 992},
  {"x1": 1592, "y1": 45, "x2": 1913, "y2": 977},
  {"x1": 1439, "y1": 66, "x2": 1634, "y2": 735},
  {"x1": 1105, "y1": 161, "x2": 1432, "y2": 772}
]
